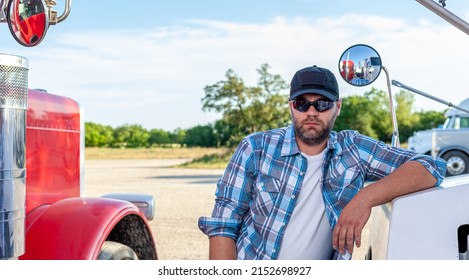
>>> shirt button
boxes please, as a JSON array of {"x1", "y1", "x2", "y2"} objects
[
  {"x1": 299, "y1": 172, "x2": 305, "y2": 176},
  {"x1": 272, "y1": 249, "x2": 276, "y2": 253},
  {"x1": 291, "y1": 195, "x2": 296, "y2": 199}
]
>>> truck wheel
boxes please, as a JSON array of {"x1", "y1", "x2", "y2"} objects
[
  {"x1": 442, "y1": 151, "x2": 469, "y2": 176},
  {"x1": 97, "y1": 241, "x2": 139, "y2": 260}
]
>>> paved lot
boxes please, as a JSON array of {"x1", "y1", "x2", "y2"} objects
[{"x1": 84, "y1": 159, "x2": 370, "y2": 260}]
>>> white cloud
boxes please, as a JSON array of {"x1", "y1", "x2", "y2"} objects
[{"x1": 15, "y1": 13, "x2": 469, "y2": 130}]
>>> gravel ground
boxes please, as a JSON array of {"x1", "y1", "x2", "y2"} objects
[{"x1": 84, "y1": 159, "x2": 370, "y2": 260}]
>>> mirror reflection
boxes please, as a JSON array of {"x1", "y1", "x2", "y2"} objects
[
  {"x1": 338, "y1": 44, "x2": 382, "y2": 87},
  {"x1": 7, "y1": 0, "x2": 48, "y2": 47}
]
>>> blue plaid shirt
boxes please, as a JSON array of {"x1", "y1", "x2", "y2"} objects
[{"x1": 198, "y1": 125, "x2": 446, "y2": 260}]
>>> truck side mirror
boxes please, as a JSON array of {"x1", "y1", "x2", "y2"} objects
[
  {"x1": 6, "y1": 0, "x2": 49, "y2": 47},
  {"x1": 338, "y1": 44, "x2": 382, "y2": 87}
]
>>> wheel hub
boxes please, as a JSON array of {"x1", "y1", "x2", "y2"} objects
[{"x1": 446, "y1": 156, "x2": 466, "y2": 175}]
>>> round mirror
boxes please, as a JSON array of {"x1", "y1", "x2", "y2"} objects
[
  {"x1": 7, "y1": 0, "x2": 49, "y2": 47},
  {"x1": 338, "y1": 44, "x2": 382, "y2": 87}
]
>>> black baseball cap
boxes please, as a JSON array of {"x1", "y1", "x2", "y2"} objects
[{"x1": 289, "y1": 65, "x2": 339, "y2": 101}]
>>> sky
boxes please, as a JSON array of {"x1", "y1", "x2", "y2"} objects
[{"x1": 1, "y1": 0, "x2": 469, "y2": 131}]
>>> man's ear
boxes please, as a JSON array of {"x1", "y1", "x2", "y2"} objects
[{"x1": 336, "y1": 99, "x2": 342, "y2": 116}]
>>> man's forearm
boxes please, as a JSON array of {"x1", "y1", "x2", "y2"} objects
[
  {"x1": 209, "y1": 236, "x2": 236, "y2": 260},
  {"x1": 363, "y1": 160, "x2": 437, "y2": 206},
  {"x1": 332, "y1": 160, "x2": 437, "y2": 254}
]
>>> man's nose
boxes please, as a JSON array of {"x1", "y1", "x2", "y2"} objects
[{"x1": 305, "y1": 105, "x2": 320, "y2": 116}]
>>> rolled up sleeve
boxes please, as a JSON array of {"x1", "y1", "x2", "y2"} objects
[
  {"x1": 198, "y1": 217, "x2": 241, "y2": 239},
  {"x1": 198, "y1": 138, "x2": 255, "y2": 240},
  {"x1": 412, "y1": 154, "x2": 447, "y2": 186}
]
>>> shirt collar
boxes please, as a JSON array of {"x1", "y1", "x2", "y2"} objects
[
  {"x1": 328, "y1": 131, "x2": 342, "y2": 156},
  {"x1": 281, "y1": 125, "x2": 300, "y2": 157}
]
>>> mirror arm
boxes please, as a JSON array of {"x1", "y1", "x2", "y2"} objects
[
  {"x1": 392, "y1": 80, "x2": 469, "y2": 115},
  {"x1": 415, "y1": 0, "x2": 469, "y2": 36},
  {"x1": 382, "y1": 66, "x2": 400, "y2": 148},
  {"x1": 45, "y1": 0, "x2": 71, "y2": 25},
  {"x1": 56, "y1": 0, "x2": 71, "y2": 23}
]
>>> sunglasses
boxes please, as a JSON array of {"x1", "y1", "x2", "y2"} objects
[{"x1": 291, "y1": 99, "x2": 335, "y2": 113}]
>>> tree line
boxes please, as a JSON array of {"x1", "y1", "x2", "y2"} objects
[{"x1": 85, "y1": 63, "x2": 446, "y2": 148}]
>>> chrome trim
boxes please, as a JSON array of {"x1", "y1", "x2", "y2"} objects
[
  {"x1": 416, "y1": 0, "x2": 469, "y2": 36},
  {"x1": 0, "y1": 53, "x2": 28, "y2": 259},
  {"x1": 79, "y1": 101, "x2": 85, "y2": 197},
  {"x1": 0, "y1": 53, "x2": 28, "y2": 69},
  {"x1": 101, "y1": 193, "x2": 155, "y2": 221}
]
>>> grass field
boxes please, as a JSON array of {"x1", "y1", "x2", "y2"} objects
[
  {"x1": 85, "y1": 142, "x2": 408, "y2": 168},
  {"x1": 85, "y1": 147, "x2": 231, "y2": 168}
]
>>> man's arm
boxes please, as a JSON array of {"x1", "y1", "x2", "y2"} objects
[
  {"x1": 209, "y1": 236, "x2": 236, "y2": 260},
  {"x1": 331, "y1": 161, "x2": 437, "y2": 255}
]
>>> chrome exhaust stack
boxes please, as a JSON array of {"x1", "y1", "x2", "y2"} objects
[{"x1": 0, "y1": 54, "x2": 28, "y2": 259}]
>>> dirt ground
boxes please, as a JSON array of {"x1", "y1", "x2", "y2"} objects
[{"x1": 84, "y1": 159, "x2": 370, "y2": 260}]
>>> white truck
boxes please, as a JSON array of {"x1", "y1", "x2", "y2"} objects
[{"x1": 407, "y1": 98, "x2": 469, "y2": 176}]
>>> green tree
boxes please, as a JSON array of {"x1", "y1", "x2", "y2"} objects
[
  {"x1": 85, "y1": 122, "x2": 114, "y2": 147},
  {"x1": 395, "y1": 90, "x2": 420, "y2": 143},
  {"x1": 213, "y1": 119, "x2": 236, "y2": 147},
  {"x1": 335, "y1": 88, "x2": 405, "y2": 142},
  {"x1": 365, "y1": 88, "x2": 393, "y2": 142},
  {"x1": 336, "y1": 88, "x2": 446, "y2": 144},
  {"x1": 149, "y1": 128, "x2": 171, "y2": 146},
  {"x1": 414, "y1": 110, "x2": 446, "y2": 131},
  {"x1": 169, "y1": 128, "x2": 187, "y2": 147},
  {"x1": 112, "y1": 124, "x2": 150, "y2": 148},
  {"x1": 335, "y1": 95, "x2": 378, "y2": 138},
  {"x1": 184, "y1": 124, "x2": 217, "y2": 147},
  {"x1": 202, "y1": 63, "x2": 289, "y2": 146}
]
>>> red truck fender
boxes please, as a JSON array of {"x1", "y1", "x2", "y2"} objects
[{"x1": 20, "y1": 197, "x2": 157, "y2": 260}]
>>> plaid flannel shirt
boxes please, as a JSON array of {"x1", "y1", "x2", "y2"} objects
[{"x1": 198, "y1": 125, "x2": 446, "y2": 260}]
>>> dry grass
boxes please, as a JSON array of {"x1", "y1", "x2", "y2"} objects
[{"x1": 85, "y1": 147, "x2": 229, "y2": 160}]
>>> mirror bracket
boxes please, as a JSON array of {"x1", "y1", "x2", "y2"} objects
[
  {"x1": 45, "y1": 0, "x2": 71, "y2": 25},
  {"x1": 47, "y1": 7, "x2": 58, "y2": 25},
  {"x1": 0, "y1": 0, "x2": 7, "y2": 22}
]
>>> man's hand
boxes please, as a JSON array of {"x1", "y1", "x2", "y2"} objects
[{"x1": 332, "y1": 190, "x2": 371, "y2": 255}]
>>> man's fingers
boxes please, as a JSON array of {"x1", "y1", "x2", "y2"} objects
[
  {"x1": 332, "y1": 224, "x2": 341, "y2": 251},
  {"x1": 354, "y1": 227, "x2": 362, "y2": 249},
  {"x1": 333, "y1": 223, "x2": 361, "y2": 255},
  {"x1": 337, "y1": 225, "x2": 348, "y2": 254},
  {"x1": 346, "y1": 229, "x2": 355, "y2": 253}
]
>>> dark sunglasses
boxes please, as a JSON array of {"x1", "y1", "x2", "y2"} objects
[{"x1": 291, "y1": 99, "x2": 335, "y2": 113}]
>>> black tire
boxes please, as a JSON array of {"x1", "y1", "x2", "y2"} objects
[
  {"x1": 97, "y1": 241, "x2": 138, "y2": 260},
  {"x1": 442, "y1": 151, "x2": 469, "y2": 177}
]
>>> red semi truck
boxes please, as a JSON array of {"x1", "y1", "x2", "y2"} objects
[{"x1": 0, "y1": 0, "x2": 158, "y2": 260}]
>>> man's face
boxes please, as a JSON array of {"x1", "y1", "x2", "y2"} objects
[{"x1": 290, "y1": 93, "x2": 341, "y2": 147}]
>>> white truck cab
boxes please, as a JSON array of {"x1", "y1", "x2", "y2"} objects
[{"x1": 366, "y1": 174, "x2": 469, "y2": 260}]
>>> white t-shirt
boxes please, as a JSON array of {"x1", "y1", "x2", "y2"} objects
[{"x1": 277, "y1": 149, "x2": 333, "y2": 260}]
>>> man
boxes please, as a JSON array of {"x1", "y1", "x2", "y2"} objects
[{"x1": 198, "y1": 65, "x2": 446, "y2": 260}]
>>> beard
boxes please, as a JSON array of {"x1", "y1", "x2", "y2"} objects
[{"x1": 293, "y1": 115, "x2": 335, "y2": 147}]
